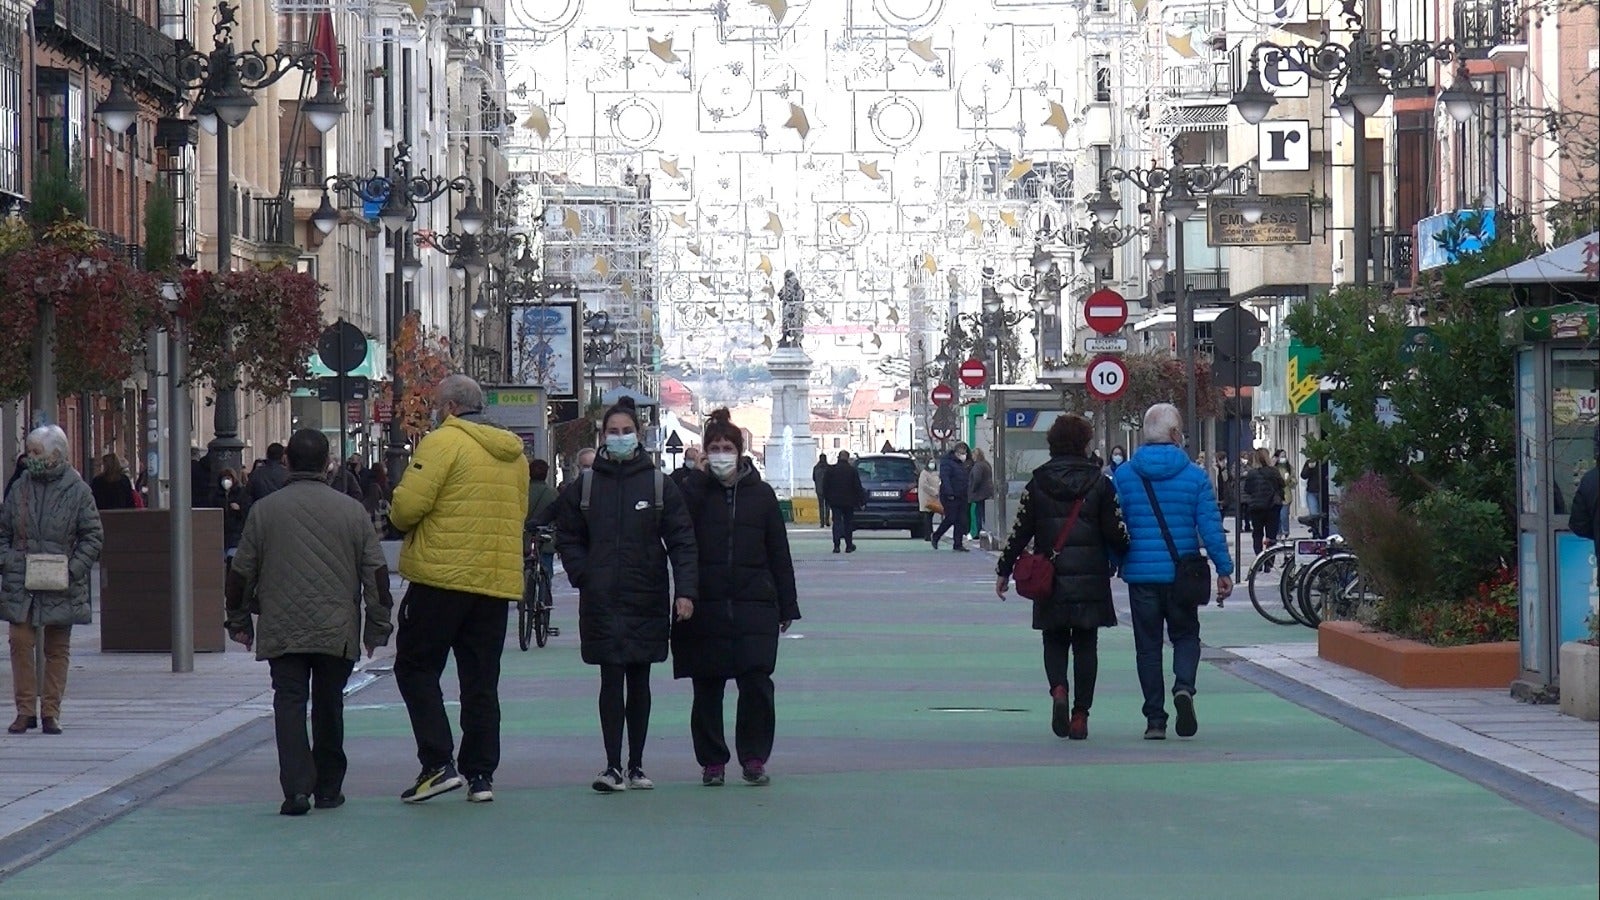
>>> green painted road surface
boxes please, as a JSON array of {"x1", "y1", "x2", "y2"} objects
[{"x1": 4, "y1": 530, "x2": 1595, "y2": 899}]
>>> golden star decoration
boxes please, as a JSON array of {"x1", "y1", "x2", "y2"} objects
[
  {"x1": 999, "y1": 210, "x2": 1020, "y2": 230},
  {"x1": 764, "y1": 212, "x2": 784, "y2": 238},
  {"x1": 593, "y1": 256, "x2": 610, "y2": 276},
  {"x1": 921, "y1": 253, "x2": 938, "y2": 274},
  {"x1": 621, "y1": 277, "x2": 636, "y2": 298},
  {"x1": 563, "y1": 208, "x2": 582, "y2": 234},
  {"x1": 836, "y1": 211, "x2": 855, "y2": 228},
  {"x1": 523, "y1": 105, "x2": 552, "y2": 141},
  {"x1": 647, "y1": 35, "x2": 679, "y2": 64},
  {"x1": 965, "y1": 211, "x2": 984, "y2": 239},
  {"x1": 669, "y1": 211, "x2": 689, "y2": 229},
  {"x1": 1043, "y1": 101, "x2": 1070, "y2": 137},
  {"x1": 750, "y1": 0, "x2": 787, "y2": 24},
  {"x1": 659, "y1": 157, "x2": 683, "y2": 179},
  {"x1": 698, "y1": 275, "x2": 714, "y2": 289},
  {"x1": 1005, "y1": 159, "x2": 1034, "y2": 181},
  {"x1": 687, "y1": 241, "x2": 703, "y2": 257},
  {"x1": 762, "y1": 335, "x2": 774, "y2": 350},
  {"x1": 406, "y1": 0, "x2": 425, "y2": 17},
  {"x1": 763, "y1": 308, "x2": 776, "y2": 324},
  {"x1": 761, "y1": 284, "x2": 776, "y2": 298},
  {"x1": 783, "y1": 103, "x2": 810, "y2": 139},
  {"x1": 907, "y1": 37, "x2": 938, "y2": 63},
  {"x1": 757, "y1": 254, "x2": 774, "y2": 275},
  {"x1": 1166, "y1": 32, "x2": 1198, "y2": 59},
  {"x1": 858, "y1": 160, "x2": 882, "y2": 181}
]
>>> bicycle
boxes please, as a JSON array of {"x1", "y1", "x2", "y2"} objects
[
  {"x1": 1296, "y1": 536, "x2": 1380, "y2": 626},
  {"x1": 520, "y1": 526, "x2": 559, "y2": 650},
  {"x1": 1246, "y1": 543, "x2": 1300, "y2": 626}
]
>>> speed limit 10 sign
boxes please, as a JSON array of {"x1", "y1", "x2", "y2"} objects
[{"x1": 1086, "y1": 355, "x2": 1129, "y2": 402}]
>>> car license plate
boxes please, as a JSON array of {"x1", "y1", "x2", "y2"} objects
[
  {"x1": 1295, "y1": 539, "x2": 1328, "y2": 565},
  {"x1": 870, "y1": 491, "x2": 898, "y2": 499}
]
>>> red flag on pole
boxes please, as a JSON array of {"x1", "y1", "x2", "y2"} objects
[{"x1": 312, "y1": 10, "x2": 342, "y2": 87}]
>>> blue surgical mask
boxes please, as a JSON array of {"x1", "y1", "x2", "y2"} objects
[{"x1": 605, "y1": 433, "x2": 639, "y2": 458}]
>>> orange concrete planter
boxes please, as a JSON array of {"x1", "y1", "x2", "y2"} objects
[{"x1": 1317, "y1": 621, "x2": 1519, "y2": 690}]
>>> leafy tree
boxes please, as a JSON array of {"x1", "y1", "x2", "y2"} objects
[
  {"x1": 177, "y1": 266, "x2": 324, "y2": 401},
  {"x1": 143, "y1": 183, "x2": 177, "y2": 274},
  {"x1": 1284, "y1": 227, "x2": 1542, "y2": 519},
  {"x1": 28, "y1": 151, "x2": 87, "y2": 231}
]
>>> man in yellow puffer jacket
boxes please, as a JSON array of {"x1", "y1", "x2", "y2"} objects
[{"x1": 390, "y1": 375, "x2": 529, "y2": 805}]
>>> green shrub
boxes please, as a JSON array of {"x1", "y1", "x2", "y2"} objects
[{"x1": 1414, "y1": 490, "x2": 1512, "y2": 606}]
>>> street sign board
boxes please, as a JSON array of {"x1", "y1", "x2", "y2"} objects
[
  {"x1": 1083, "y1": 288, "x2": 1129, "y2": 335},
  {"x1": 1084, "y1": 336, "x2": 1129, "y2": 353},
  {"x1": 1206, "y1": 195, "x2": 1313, "y2": 246},
  {"x1": 1086, "y1": 355, "x2": 1129, "y2": 402},
  {"x1": 1212, "y1": 306, "x2": 1263, "y2": 358},
  {"x1": 374, "y1": 400, "x2": 394, "y2": 424},
  {"x1": 930, "y1": 383, "x2": 956, "y2": 406},
  {"x1": 317, "y1": 375, "x2": 370, "y2": 402},
  {"x1": 318, "y1": 320, "x2": 368, "y2": 374},
  {"x1": 929, "y1": 424, "x2": 955, "y2": 442},
  {"x1": 664, "y1": 430, "x2": 684, "y2": 453},
  {"x1": 958, "y1": 358, "x2": 987, "y2": 388},
  {"x1": 1004, "y1": 409, "x2": 1040, "y2": 429},
  {"x1": 346, "y1": 401, "x2": 364, "y2": 422}
]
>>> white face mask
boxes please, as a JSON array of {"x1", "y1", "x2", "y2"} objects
[
  {"x1": 708, "y1": 452, "x2": 738, "y2": 477},
  {"x1": 605, "y1": 433, "x2": 639, "y2": 458},
  {"x1": 1111, "y1": 454, "x2": 1124, "y2": 464},
  {"x1": 220, "y1": 478, "x2": 234, "y2": 490}
]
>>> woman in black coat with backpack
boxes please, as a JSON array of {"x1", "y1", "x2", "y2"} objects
[
  {"x1": 553, "y1": 397, "x2": 699, "y2": 793},
  {"x1": 673, "y1": 409, "x2": 799, "y2": 786},
  {"x1": 995, "y1": 415, "x2": 1129, "y2": 741}
]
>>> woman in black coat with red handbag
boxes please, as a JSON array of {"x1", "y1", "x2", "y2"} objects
[
  {"x1": 673, "y1": 409, "x2": 799, "y2": 786},
  {"x1": 995, "y1": 414, "x2": 1129, "y2": 740}
]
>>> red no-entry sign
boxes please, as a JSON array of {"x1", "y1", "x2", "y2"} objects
[
  {"x1": 958, "y1": 358, "x2": 987, "y2": 388},
  {"x1": 930, "y1": 383, "x2": 956, "y2": 406},
  {"x1": 1083, "y1": 288, "x2": 1129, "y2": 335}
]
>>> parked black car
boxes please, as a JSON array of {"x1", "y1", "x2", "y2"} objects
[{"x1": 852, "y1": 453, "x2": 925, "y2": 539}]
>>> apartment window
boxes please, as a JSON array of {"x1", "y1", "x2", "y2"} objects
[
  {"x1": 1093, "y1": 145, "x2": 1112, "y2": 184},
  {"x1": 1091, "y1": 54, "x2": 1112, "y2": 103},
  {"x1": 1092, "y1": 0, "x2": 1113, "y2": 12},
  {"x1": 381, "y1": 33, "x2": 394, "y2": 131}
]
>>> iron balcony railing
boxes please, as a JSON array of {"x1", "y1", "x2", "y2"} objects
[{"x1": 1454, "y1": 0, "x2": 1518, "y2": 58}]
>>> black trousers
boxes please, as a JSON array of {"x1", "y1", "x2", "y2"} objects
[
  {"x1": 1041, "y1": 627, "x2": 1099, "y2": 712},
  {"x1": 830, "y1": 506, "x2": 856, "y2": 549},
  {"x1": 599, "y1": 663, "x2": 652, "y2": 771},
  {"x1": 394, "y1": 582, "x2": 509, "y2": 778},
  {"x1": 268, "y1": 653, "x2": 356, "y2": 800},
  {"x1": 818, "y1": 498, "x2": 830, "y2": 527},
  {"x1": 931, "y1": 500, "x2": 969, "y2": 547},
  {"x1": 1249, "y1": 505, "x2": 1282, "y2": 553},
  {"x1": 691, "y1": 673, "x2": 776, "y2": 768}
]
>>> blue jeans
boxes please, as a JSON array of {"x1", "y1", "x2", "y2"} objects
[{"x1": 1128, "y1": 583, "x2": 1201, "y2": 728}]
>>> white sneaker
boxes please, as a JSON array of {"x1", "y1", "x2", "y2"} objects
[
  {"x1": 591, "y1": 767, "x2": 627, "y2": 793},
  {"x1": 627, "y1": 767, "x2": 654, "y2": 790}
]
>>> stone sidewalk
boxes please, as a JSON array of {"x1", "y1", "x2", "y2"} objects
[{"x1": 1233, "y1": 642, "x2": 1600, "y2": 806}]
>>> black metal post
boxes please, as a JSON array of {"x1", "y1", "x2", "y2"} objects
[
  {"x1": 208, "y1": 123, "x2": 244, "y2": 484},
  {"x1": 385, "y1": 226, "x2": 407, "y2": 488},
  {"x1": 1352, "y1": 107, "x2": 1369, "y2": 288},
  {"x1": 1175, "y1": 215, "x2": 1196, "y2": 459}
]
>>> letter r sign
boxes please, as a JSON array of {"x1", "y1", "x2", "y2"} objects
[{"x1": 1258, "y1": 120, "x2": 1311, "y2": 171}]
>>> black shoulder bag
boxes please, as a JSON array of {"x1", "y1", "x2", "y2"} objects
[{"x1": 1138, "y1": 474, "x2": 1213, "y2": 607}]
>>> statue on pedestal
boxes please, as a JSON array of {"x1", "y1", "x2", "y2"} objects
[{"x1": 778, "y1": 270, "x2": 806, "y2": 349}]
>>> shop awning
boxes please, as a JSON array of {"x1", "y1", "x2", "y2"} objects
[{"x1": 1466, "y1": 232, "x2": 1599, "y2": 287}]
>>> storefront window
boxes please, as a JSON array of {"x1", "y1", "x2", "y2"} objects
[{"x1": 1550, "y1": 348, "x2": 1598, "y2": 519}]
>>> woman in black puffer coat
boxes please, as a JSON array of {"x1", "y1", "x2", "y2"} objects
[
  {"x1": 996, "y1": 414, "x2": 1129, "y2": 741},
  {"x1": 553, "y1": 397, "x2": 698, "y2": 793},
  {"x1": 673, "y1": 409, "x2": 799, "y2": 787}
]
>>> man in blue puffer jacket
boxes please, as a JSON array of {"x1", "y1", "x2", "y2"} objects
[{"x1": 1112, "y1": 404, "x2": 1234, "y2": 741}]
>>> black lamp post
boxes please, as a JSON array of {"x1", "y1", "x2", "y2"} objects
[
  {"x1": 583, "y1": 309, "x2": 622, "y2": 407},
  {"x1": 315, "y1": 143, "x2": 479, "y2": 485},
  {"x1": 956, "y1": 269, "x2": 1030, "y2": 387},
  {"x1": 1232, "y1": 7, "x2": 1481, "y2": 288},
  {"x1": 1084, "y1": 149, "x2": 1259, "y2": 455},
  {"x1": 93, "y1": 0, "x2": 345, "y2": 485}
]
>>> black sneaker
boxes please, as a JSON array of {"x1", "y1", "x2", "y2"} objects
[
  {"x1": 467, "y1": 775, "x2": 494, "y2": 802},
  {"x1": 592, "y1": 767, "x2": 627, "y2": 793},
  {"x1": 401, "y1": 763, "x2": 464, "y2": 803},
  {"x1": 1173, "y1": 691, "x2": 1198, "y2": 738},
  {"x1": 279, "y1": 794, "x2": 311, "y2": 816},
  {"x1": 1143, "y1": 724, "x2": 1167, "y2": 741},
  {"x1": 312, "y1": 794, "x2": 345, "y2": 810}
]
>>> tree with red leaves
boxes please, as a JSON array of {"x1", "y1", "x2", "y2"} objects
[{"x1": 177, "y1": 266, "x2": 325, "y2": 399}]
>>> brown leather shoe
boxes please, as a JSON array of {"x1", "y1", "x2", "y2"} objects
[
  {"x1": 41, "y1": 717, "x2": 61, "y2": 735},
  {"x1": 7, "y1": 715, "x2": 36, "y2": 734}
]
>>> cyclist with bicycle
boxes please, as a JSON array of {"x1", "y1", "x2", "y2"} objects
[{"x1": 526, "y1": 457, "x2": 559, "y2": 566}]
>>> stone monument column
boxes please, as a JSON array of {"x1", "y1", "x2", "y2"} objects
[{"x1": 764, "y1": 271, "x2": 818, "y2": 499}]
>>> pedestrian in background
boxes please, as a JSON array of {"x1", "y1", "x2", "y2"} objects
[
  {"x1": 671, "y1": 446, "x2": 702, "y2": 491},
  {"x1": 1, "y1": 425, "x2": 104, "y2": 735},
  {"x1": 218, "y1": 468, "x2": 247, "y2": 569},
  {"x1": 673, "y1": 409, "x2": 799, "y2": 787},
  {"x1": 559, "y1": 447, "x2": 597, "y2": 493},
  {"x1": 812, "y1": 452, "x2": 831, "y2": 528},
  {"x1": 525, "y1": 457, "x2": 559, "y2": 581},
  {"x1": 1112, "y1": 404, "x2": 1233, "y2": 741},
  {"x1": 930, "y1": 442, "x2": 971, "y2": 552},
  {"x1": 823, "y1": 450, "x2": 865, "y2": 553},
  {"x1": 968, "y1": 447, "x2": 994, "y2": 541},
  {"x1": 248, "y1": 443, "x2": 291, "y2": 507},
  {"x1": 390, "y1": 375, "x2": 530, "y2": 804},
  {"x1": 1568, "y1": 425, "x2": 1598, "y2": 590},
  {"x1": 917, "y1": 457, "x2": 942, "y2": 540},
  {"x1": 1274, "y1": 449, "x2": 1295, "y2": 535},
  {"x1": 89, "y1": 454, "x2": 137, "y2": 511},
  {"x1": 363, "y1": 465, "x2": 391, "y2": 538},
  {"x1": 1301, "y1": 456, "x2": 1327, "y2": 526},
  {"x1": 225, "y1": 429, "x2": 393, "y2": 816},
  {"x1": 553, "y1": 395, "x2": 698, "y2": 793},
  {"x1": 1242, "y1": 448, "x2": 1286, "y2": 555},
  {"x1": 997, "y1": 415, "x2": 1129, "y2": 740},
  {"x1": 1104, "y1": 445, "x2": 1127, "y2": 478}
]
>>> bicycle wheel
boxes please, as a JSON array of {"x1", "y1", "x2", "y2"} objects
[
  {"x1": 518, "y1": 567, "x2": 534, "y2": 651},
  {"x1": 1248, "y1": 544, "x2": 1298, "y2": 625},
  {"x1": 1324, "y1": 565, "x2": 1380, "y2": 623},
  {"x1": 1279, "y1": 555, "x2": 1318, "y2": 627},
  {"x1": 534, "y1": 572, "x2": 552, "y2": 648},
  {"x1": 1299, "y1": 554, "x2": 1359, "y2": 627}
]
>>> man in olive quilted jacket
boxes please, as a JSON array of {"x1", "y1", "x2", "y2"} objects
[{"x1": 226, "y1": 429, "x2": 393, "y2": 816}]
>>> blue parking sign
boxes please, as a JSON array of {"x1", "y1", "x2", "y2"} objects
[{"x1": 1006, "y1": 409, "x2": 1039, "y2": 429}]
